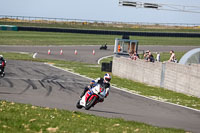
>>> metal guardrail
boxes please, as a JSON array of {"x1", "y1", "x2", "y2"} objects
[
  {"x1": 0, "y1": 15, "x2": 200, "y2": 27},
  {"x1": 18, "y1": 26, "x2": 200, "y2": 37}
]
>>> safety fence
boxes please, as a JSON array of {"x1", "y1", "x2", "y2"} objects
[{"x1": 17, "y1": 26, "x2": 200, "y2": 38}]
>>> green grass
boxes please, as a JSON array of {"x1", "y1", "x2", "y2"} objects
[
  {"x1": 0, "y1": 101, "x2": 185, "y2": 133},
  {"x1": 151, "y1": 52, "x2": 185, "y2": 62},
  {"x1": 134, "y1": 36, "x2": 200, "y2": 46},
  {"x1": 1, "y1": 52, "x2": 200, "y2": 110},
  {"x1": 0, "y1": 31, "x2": 119, "y2": 45},
  {"x1": 0, "y1": 30, "x2": 200, "y2": 46}
]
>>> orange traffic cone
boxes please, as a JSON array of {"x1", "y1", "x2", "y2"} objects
[
  {"x1": 74, "y1": 50, "x2": 78, "y2": 55},
  {"x1": 60, "y1": 49, "x2": 63, "y2": 55},
  {"x1": 48, "y1": 49, "x2": 51, "y2": 55},
  {"x1": 92, "y1": 49, "x2": 95, "y2": 55}
]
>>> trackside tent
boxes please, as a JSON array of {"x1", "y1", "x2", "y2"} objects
[{"x1": 179, "y1": 48, "x2": 200, "y2": 65}]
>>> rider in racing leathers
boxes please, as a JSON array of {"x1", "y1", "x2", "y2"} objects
[
  {"x1": 0, "y1": 55, "x2": 6, "y2": 76},
  {"x1": 80, "y1": 73, "x2": 111, "y2": 100}
]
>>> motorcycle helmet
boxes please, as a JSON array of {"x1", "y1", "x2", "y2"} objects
[
  {"x1": 104, "y1": 73, "x2": 111, "y2": 83},
  {"x1": 0, "y1": 55, "x2": 3, "y2": 60}
]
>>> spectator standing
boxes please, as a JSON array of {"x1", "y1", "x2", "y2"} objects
[
  {"x1": 168, "y1": 50, "x2": 177, "y2": 63},
  {"x1": 156, "y1": 52, "x2": 160, "y2": 62},
  {"x1": 144, "y1": 50, "x2": 150, "y2": 60},
  {"x1": 147, "y1": 52, "x2": 155, "y2": 62},
  {"x1": 133, "y1": 51, "x2": 140, "y2": 60},
  {"x1": 129, "y1": 51, "x2": 134, "y2": 59},
  {"x1": 118, "y1": 44, "x2": 121, "y2": 52}
]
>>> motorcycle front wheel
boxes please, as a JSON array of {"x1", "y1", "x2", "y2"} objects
[
  {"x1": 76, "y1": 99, "x2": 83, "y2": 109},
  {"x1": 85, "y1": 96, "x2": 97, "y2": 110},
  {"x1": 0, "y1": 73, "x2": 5, "y2": 78}
]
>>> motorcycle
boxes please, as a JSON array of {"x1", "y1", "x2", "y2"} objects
[
  {"x1": 76, "y1": 84, "x2": 106, "y2": 110},
  {"x1": 100, "y1": 44, "x2": 107, "y2": 50},
  {"x1": 0, "y1": 61, "x2": 5, "y2": 77}
]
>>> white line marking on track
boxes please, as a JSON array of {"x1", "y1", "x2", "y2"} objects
[
  {"x1": 45, "y1": 63, "x2": 200, "y2": 112},
  {"x1": 97, "y1": 55, "x2": 114, "y2": 64},
  {"x1": 19, "y1": 52, "x2": 30, "y2": 54}
]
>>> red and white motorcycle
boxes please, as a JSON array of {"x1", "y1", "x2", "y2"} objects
[
  {"x1": 0, "y1": 61, "x2": 5, "y2": 77},
  {"x1": 76, "y1": 84, "x2": 106, "y2": 110}
]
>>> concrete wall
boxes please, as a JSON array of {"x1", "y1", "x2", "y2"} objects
[{"x1": 112, "y1": 56, "x2": 200, "y2": 98}]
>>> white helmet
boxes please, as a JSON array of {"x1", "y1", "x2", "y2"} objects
[
  {"x1": 104, "y1": 73, "x2": 111, "y2": 83},
  {"x1": 0, "y1": 55, "x2": 3, "y2": 59}
]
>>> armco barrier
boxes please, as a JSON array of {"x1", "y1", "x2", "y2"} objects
[
  {"x1": 18, "y1": 26, "x2": 200, "y2": 37},
  {"x1": 0, "y1": 25, "x2": 18, "y2": 31},
  {"x1": 112, "y1": 56, "x2": 200, "y2": 98}
]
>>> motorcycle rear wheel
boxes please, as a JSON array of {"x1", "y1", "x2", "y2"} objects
[{"x1": 85, "y1": 96, "x2": 97, "y2": 110}]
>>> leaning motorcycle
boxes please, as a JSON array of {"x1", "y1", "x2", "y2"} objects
[
  {"x1": 0, "y1": 61, "x2": 5, "y2": 77},
  {"x1": 99, "y1": 44, "x2": 107, "y2": 50},
  {"x1": 76, "y1": 84, "x2": 106, "y2": 110}
]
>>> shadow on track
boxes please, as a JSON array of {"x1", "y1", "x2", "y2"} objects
[{"x1": 90, "y1": 109, "x2": 137, "y2": 117}]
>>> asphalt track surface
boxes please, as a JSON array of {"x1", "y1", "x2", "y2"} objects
[
  {"x1": 0, "y1": 45, "x2": 199, "y2": 64},
  {"x1": 0, "y1": 45, "x2": 200, "y2": 132}
]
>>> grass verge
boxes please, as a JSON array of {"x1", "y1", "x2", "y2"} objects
[
  {"x1": 0, "y1": 31, "x2": 200, "y2": 46},
  {"x1": 1, "y1": 52, "x2": 200, "y2": 110},
  {"x1": 0, "y1": 101, "x2": 186, "y2": 133}
]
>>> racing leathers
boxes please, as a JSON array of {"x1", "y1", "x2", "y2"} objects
[
  {"x1": 80, "y1": 78, "x2": 110, "y2": 100},
  {"x1": 0, "y1": 57, "x2": 6, "y2": 76}
]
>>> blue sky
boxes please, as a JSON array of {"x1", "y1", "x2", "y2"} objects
[{"x1": 1, "y1": 0, "x2": 200, "y2": 24}]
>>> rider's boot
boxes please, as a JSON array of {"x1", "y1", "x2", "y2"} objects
[
  {"x1": 80, "y1": 87, "x2": 89, "y2": 98},
  {"x1": 80, "y1": 91, "x2": 85, "y2": 98}
]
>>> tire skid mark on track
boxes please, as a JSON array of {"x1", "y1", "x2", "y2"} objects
[
  {"x1": 23, "y1": 79, "x2": 37, "y2": 90},
  {"x1": 40, "y1": 75, "x2": 83, "y2": 94},
  {"x1": 41, "y1": 76, "x2": 57, "y2": 82},
  {"x1": 62, "y1": 84, "x2": 77, "y2": 94},
  {"x1": 38, "y1": 79, "x2": 53, "y2": 96},
  {"x1": 44, "y1": 85, "x2": 52, "y2": 97},
  {"x1": 0, "y1": 92, "x2": 19, "y2": 95},
  {"x1": 50, "y1": 80, "x2": 66, "y2": 91},
  {"x1": 19, "y1": 79, "x2": 38, "y2": 94},
  {"x1": 56, "y1": 81, "x2": 66, "y2": 90},
  {"x1": 38, "y1": 80, "x2": 46, "y2": 88},
  {"x1": 1, "y1": 59, "x2": 87, "y2": 96},
  {"x1": 3, "y1": 77, "x2": 87, "y2": 84},
  {"x1": 18, "y1": 67, "x2": 31, "y2": 75},
  {"x1": 2, "y1": 78, "x2": 14, "y2": 88},
  {"x1": 33, "y1": 69, "x2": 47, "y2": 76},
  {"x1": 5, "y1": 72, "x2": 17, "y2": 77},
  {"x1": 19, "y1": 84, "x2": 31, "y2": 94}
]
